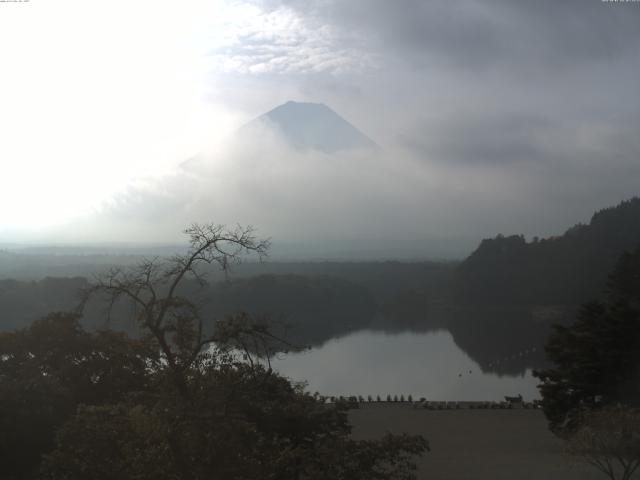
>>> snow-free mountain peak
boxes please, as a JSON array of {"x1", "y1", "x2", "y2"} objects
[{"x1": 242, "y1": 101, "x2": 377, "y2": 153}]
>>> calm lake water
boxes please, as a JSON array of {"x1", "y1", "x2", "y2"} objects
[{"x1": 272, "y1": 330, "x2": 540, "y2": 401}]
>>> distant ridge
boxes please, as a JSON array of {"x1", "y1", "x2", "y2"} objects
[{"x1": 240, "y1": 101, "x2": 377, "y2": 153}]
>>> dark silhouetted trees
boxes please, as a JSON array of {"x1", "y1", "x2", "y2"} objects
[
  {"x1": 0, "y1": 313, "x2": 156, "y2": 480},
  {"x1": 535, "y1": 246, "x2": 640, "y2": 434},
  {"x1": 1, "y1": 224, "x2": 428, "y2": 479},
  {"x1": 455, "y1": 197, "x2": 640, "y2": 307}
]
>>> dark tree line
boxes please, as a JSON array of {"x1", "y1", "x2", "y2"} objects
[
  {"x1": 455, "y1": 197, "x2": 640, "y2": 307},
  {"x1": 0, "y1": 224, "x2": 427, "y2": 480},
  {"x1": 535, "y1": 245, "x2": 640, "y2": 434}
]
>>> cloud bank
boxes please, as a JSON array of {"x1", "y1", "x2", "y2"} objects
[{"x1": 2, "y1": 0, "x2": 639, "y2": 260}]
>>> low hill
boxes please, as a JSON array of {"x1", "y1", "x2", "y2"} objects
[{"x1": 454, "y1": 197, "x2": 640, "y2": 307}]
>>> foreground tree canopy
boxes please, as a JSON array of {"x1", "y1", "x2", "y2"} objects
[
  {"x1": 535, "y1": 245, "x2": 640, "y2": 434},
  {"x1": 0, "y1": 224, "x2": 427, "y2": 480}
]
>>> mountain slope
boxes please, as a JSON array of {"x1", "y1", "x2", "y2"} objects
[{"x1": 240, "y1": 101, "x2": 377, "y2": 153}]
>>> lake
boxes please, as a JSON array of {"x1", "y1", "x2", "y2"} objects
[{"x1": 272, "y1": 330, "x2": 540, "y2": 401}]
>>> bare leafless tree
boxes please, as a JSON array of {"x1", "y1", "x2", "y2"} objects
[
  {"x1": 79, "y1": 223, "x2": 283, "y2": 394},
  {"x1": 566, "y1": 406, "x2": 640, "y2": 480}
]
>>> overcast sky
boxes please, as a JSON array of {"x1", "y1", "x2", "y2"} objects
[{"x1": 1, "y1": 0, "x2": 639, "y2": 256}]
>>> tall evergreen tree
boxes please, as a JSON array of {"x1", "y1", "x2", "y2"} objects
[{"x1": 535, "y1": 246, "x2": 640, "y2": 434}]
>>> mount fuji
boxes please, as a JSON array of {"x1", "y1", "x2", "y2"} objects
[{"x1": 239, "y1": 101, "x2": 377, "y2": 153}]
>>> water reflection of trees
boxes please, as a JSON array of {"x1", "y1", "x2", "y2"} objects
[{"x1": 0, "y1": 274, "x2": 559, "y2": 376}]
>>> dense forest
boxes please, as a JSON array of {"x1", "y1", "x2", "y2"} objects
[
  {"x1": 0, "y1": 262, "x2": 454, "y2": 342},
  {"x1": 536, "y1": 244, "x2": 640, "y2": 434},
  {"x1": 0, "y1": 226, "x2": 427, "y2": 480},
  {"x1": 1, "y1": 198, "x2": 639, "y2": 375},
  {"x1": 444, "y1": 198, "x2": 640, "y2": 373},
  {"x1": 454, "y1": 197, "x2": 640, "y2": 307}
]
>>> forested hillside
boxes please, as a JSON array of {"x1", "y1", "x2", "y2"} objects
[
  {"x1": 0, "y1": 261, "x2": 455, "y2": 345},
  {"x1": 0, "y1": 277, "x2": 88, "y2": 330},
  {"x1": 454, "y1": 198, "x2": 640, "y2": 307},
  {"x1": 0, "y1": 274, "x2": 378, "y2": 348},
  {"x1": 1, "y1": 198, "x2": 639, "y2": 375}
]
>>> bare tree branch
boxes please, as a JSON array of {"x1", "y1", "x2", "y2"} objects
[
  {"x1": 567, "y1": 406, "x2": 640, "y2": 480},
  {"x1": 78, "y1": 223, "x2": 272, "y2": 397}
]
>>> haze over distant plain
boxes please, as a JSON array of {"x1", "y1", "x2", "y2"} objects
[{"x1": 1, "y1": 0, "x2": 639, "y2": 258}]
